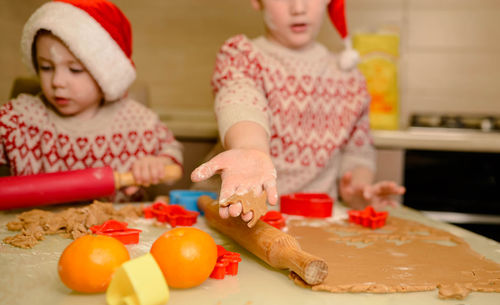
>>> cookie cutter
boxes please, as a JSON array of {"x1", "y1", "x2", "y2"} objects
[
  {"x1": 210, "y1": 245, "x2": 242, "y2": 280},
  {"x1": 280, "y1": 193, "x2": 333, "y2": 218},
  {"x1": 169, "y1": 190, "x2": 217, "y2": 214},
  {"x1": 143, "y1": 202, "x2": 199, "y2": 227},
  {"x1": 90, "y1": 219, "x2": 142, "y2": 244},
  {"x1": 348, "y1": 206, "x2": 389, "y2": 229},
  {"x1": 260, "y1": 210, "x2": 286, "y2": 229}
]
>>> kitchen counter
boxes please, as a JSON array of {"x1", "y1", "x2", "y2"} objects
[
  {"x1": 160, "y1": 110, "x2": 500, "y2": 152},
  {"x1": 1, "y1": 203, "x2": 499, "y2": 305}
]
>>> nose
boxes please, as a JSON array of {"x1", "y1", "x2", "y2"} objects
[
  {"x1": 51, "y1": 67, "x2": 66, "y2": 88},
  {"x1": 290, "y1": 0, "x2": 307, "y2": 15}
]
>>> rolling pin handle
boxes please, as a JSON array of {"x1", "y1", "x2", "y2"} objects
[{"x1": 114, "y1": 164, "x2": 182, "y2": 189}]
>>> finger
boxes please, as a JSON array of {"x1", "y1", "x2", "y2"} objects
[
  {"x1": 235, "y1": 184, "x2": 252, "y2": 197},
  {"x1": 191, "y1": 161, "x2": 220, "y2": 182},
  {"x1": 228, "y1": 201, "x2": 243, "y2": 217},
  {"x1": 153, "y1": 161, "x2": 165, "y2": 183},
  {"x1": 340, "y1": 171, "x2": 352, "y2": 188},
  {"x1": 241, "y1": 210, "x2": 254, "y2": 222},
  {"x1": 363, "y1": 186, "x2": 373, "y2": 201},
  {"x1": 219, "y1": 179, "x2": 239, "y2": 204},
  {"x1": 219, "y1": 206, "x2": 229, "y2": 219},
  {"x1": 124, "y1": 186, "x2": 140, "y2": 196},
  {"x1": 263, "y1": 180, "x2": 278, "y2": 205},
  {"x1": 132, "y1": 162, "x2": 143, "y2": 185},
  {"x1": 140, "y1": 163, "x2": 151, "y2": 187}
]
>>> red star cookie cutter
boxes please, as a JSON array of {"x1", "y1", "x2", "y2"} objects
[
  {"x1": 210, "y1": 245, "x2": 242, "y2": 280},
  {"x1": 280, "y1": 193, "x2": 333, "y2": 218},
  {"x1": 90, "y1": 219, "x2": 142, "y2": 244},
  {"x1": 260, "y1": 210, "x2": 286, "y2": 229},
  {"x1": 143, "y1": 202, "x2": 199, "y2": 227},
  {"x1": 348, "y1": 206, "x2": 388, "y2": 229}
]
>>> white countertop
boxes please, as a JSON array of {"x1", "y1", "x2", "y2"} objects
[
  {"x1": 1, "y1": 204, "x2": 499, "y2": 305},
  {"x1": 161, "y1": 110, "x2": 500, "y2": 152}
]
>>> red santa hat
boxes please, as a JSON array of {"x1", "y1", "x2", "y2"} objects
[
  {"x1": 328, "y1": 0, "x2": 359, "y2": 70},
  {"x1": 21, "y1": 0, "x2": 136, "y2": 102}
]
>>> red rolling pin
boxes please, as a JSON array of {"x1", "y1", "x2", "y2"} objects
[{"x1": 0, "y1": 164, "x2": 182, "y2": 210}]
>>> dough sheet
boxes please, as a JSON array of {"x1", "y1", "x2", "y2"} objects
[{"x1": 287, "y1": 216, "x2": 500, "y2": 299}]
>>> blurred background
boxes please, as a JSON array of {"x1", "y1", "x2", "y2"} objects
[{"x1": 1, "y1": 0, "x2": 499, "y2": 240}]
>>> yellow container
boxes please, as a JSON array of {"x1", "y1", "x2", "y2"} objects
[{"x1": 353, "y1": 33, "x2": 400, "y2": 130}]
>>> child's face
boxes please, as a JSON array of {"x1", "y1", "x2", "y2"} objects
[
  {"x1": 35, "y1": 33, "x2": 103, "y2": 119},
  {"x1": 252, "y1": 0, "x2": 330, "y2": 50}
]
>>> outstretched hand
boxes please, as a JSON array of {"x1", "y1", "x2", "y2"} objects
[
  {"x1": 339, "y1": 171, "x2": 406, "y2": 210},
  {"x1": 191, "y1": 148, "x2": 278, "y2": 222}
]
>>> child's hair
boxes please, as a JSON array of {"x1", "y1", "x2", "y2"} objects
[{"x1": 21, "y1": 0, "x2": 136, "y2": 102}]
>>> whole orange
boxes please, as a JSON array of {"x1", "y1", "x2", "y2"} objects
[
  {"x1": 58, "y1": 235, "x2": 130, "y2": 293},
  {"x1": 150, "y1": 227, "x2": 217, "y2": 288}
]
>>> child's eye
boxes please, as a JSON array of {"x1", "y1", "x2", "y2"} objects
[
  {"x1": 70, "y1": 68, "x2": 84, "y2": 73},
  {"x1": 39, "y1": 65, "x2": 53, "y2": 71}
]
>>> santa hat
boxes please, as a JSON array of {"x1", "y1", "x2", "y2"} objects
[
  {"x1": 328, "y1": 0, "x2": 359, "y2": 70},
  {"x1": 21, "y1": 0, "x2": 136, "y2": 102}
]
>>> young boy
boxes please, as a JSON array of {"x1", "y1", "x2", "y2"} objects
[
  {"x1": 192, "y1": 0, "x2": 405, "y2": 222},
  {"x1": 0, "y1": 0, "x2": 182, "y2": 201}
]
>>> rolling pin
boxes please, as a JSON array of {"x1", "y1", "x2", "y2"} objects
[
  {"x1": 197, "y1": 195, "x2": 328, "y2": 285},
  {"x1": 0, "y1": 164, "x2": 182, "y2": 210}
]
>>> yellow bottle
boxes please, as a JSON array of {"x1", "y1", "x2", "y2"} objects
[{"x1": 353, "y1": 32, "x2": 400, "y2": 130}]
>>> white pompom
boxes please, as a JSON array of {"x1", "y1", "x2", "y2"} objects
[
  {"x1": 338, "y1": 48, "x2": 360, "y2": 71},
  {"x1": 338, "y1": 37, "x2": 360, "y2": 71}
]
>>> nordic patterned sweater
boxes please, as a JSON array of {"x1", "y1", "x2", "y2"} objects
[
  {"x1": 0, "y1": 94, "x2": 183, "y2": 177},
  {"x1": 212, "y1": 35, "x2": 375, "y2": 199}
]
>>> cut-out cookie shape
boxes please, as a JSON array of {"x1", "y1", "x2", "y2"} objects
[{"x1": 221, "y1": 192, "x2": 267, "y2": 228}]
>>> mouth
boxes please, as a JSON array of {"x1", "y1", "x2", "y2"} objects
[
  {"x1": 54, "y1": 97, "x2": 70, "y2": 106},
  {"x1": 290, "y1": 23, "x2": 308, "y2": 33}
]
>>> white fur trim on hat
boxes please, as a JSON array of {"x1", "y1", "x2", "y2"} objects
[{"x1": 21, "y1": 2, "x2": 136, "y2": 102}]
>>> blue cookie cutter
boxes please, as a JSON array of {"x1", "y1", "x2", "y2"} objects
[{"x1": 169, "y1": 190, "x2": 217, "y2": 214}]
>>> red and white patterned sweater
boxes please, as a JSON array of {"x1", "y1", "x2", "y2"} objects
[
  {"x1": 212, "y1": 35, "x2": 375, "y2": 199},
  {"x1": 0, "y1": 94, "x2": 182, "y2": 176}
]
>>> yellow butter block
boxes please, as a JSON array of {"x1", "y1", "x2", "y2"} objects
[{"x1": 106, "y1": 253, "x2": 169, "y2": 305}]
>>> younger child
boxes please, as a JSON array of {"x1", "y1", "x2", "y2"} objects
[
  {"x1": 0, "y1": 0, "x2": 182, "y2": 201},
  {"x1": 192, "y1": 0, "x2": 405, "y2": 222}
]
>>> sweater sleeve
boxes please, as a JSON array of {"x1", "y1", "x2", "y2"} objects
[
  {"x1": 339, "y1": 75, "x2": 376, "y2": 176},
  {"x1": 154, "y1": 120, "x2": 183, "y2": 166},
  {"x1": 0, "y1": 102, "x2": 14, "y2": 165},
  {"x1": 212, "y1": 35, "x2": 271, "y2": 143}
]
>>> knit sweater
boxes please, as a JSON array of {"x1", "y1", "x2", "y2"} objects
[
  {"x1": 213, "y1": 35, "x2": 375, "y2": 199},
  {"x1": 0, "y1": 94, "x2": 182, "y2": 176}
]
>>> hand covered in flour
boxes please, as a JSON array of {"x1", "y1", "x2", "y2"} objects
[
  {"x1": 339, "y1": 171, "x2": 406, "y2": 210},
  {"x1": 191, "y1": 148, "x2": 278, "y2": 222}
]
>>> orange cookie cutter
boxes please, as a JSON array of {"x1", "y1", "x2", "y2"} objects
[
  {"x1": 348, "y1": 206, "x2": 388, "y2": 229},
  {"x1": 90, "y1": 219, "x2": 142, "y2": 244},
  {"x1": 260, "y1": 210, "x2": 286, "y2": 229},
  {"x1": 143, "y1": 202, "x2": 199, "y2": 227},
  {"x1": 210, "y1": 245, "x2": 242, "y2": 280}
]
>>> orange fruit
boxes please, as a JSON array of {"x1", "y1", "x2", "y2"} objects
[
  {"x1": 58, "y1": 235, "x2": 130, "y2": 293},
  {"x1": 150, "y1": 227, "x2": 217, "y2": 288}
]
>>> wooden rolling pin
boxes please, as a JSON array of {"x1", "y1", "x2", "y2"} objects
[
  {"x1": 0, "y1": 164, "x2": 182, "y2": 210},
  {"x1": 197, "y1": 195, "x2": 328, "y2": 285}
]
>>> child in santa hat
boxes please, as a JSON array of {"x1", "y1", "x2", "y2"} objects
[
  {"x1": 0, "y1": 0, "x2": 183, "y2": 201},
  {"x1": 192, "y1": 0, "x2": 405, "y2": 222}
]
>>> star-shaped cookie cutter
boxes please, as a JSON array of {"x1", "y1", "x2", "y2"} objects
[
  {"x1": 348, "y1": 206, "x2": 388, "y2": 229},
  {"x1": 210, "y1": 245, "x2": 242, "y2": 280},
  {"x1": 143, "y1": 202, "x2": 199, "y2": 227},
  {"x1": 90, "y1": 219, "x2": 142, "y2": 244},
  {"x1": 260, "y1": 210, "x2": 286, "y2": 229}
]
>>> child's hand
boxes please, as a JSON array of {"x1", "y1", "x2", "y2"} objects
[
  {"x1": 191, "y1": 148, "x2": 278, "y2": 222},
  {"x1": 131, "y1": 156, "x2": 174, "y2": 186},
  {"x1": 339, "y1": 171, "x2": 406, "y2": 210}
]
